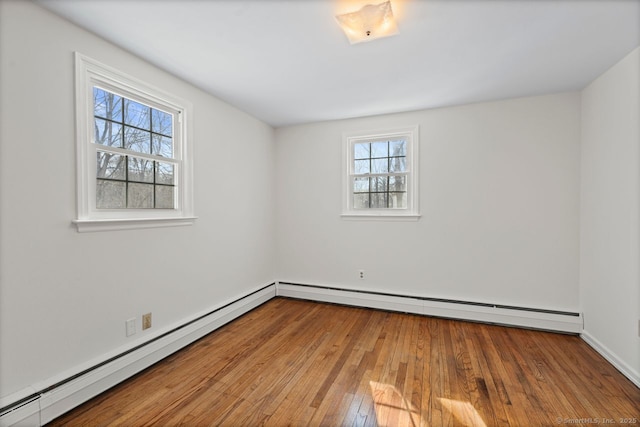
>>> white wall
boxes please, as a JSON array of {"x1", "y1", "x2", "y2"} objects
[
  {"x1": 276, "y1": 93, "x2": 581, "y2": 312},
  {"x1": 2, "y1": 0, "x2": 636, "y2": 413},
  {"x1": 0, "y1": 1, "x2": 275, "y2": 402},
  {"x1": 580, "y1": 47, "x2": 640, "y2": 384}
]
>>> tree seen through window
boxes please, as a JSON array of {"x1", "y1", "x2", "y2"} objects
[
  {"x1": 352, "y1": 139, "x2": 407, "y2": 209},
  {"x1": 93, "y1": 87, "x2": 175, "y2": 209}
]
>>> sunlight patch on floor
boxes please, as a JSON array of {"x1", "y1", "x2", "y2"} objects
[
  {"x1": 437, "y1": 397, "x2": 487, "y2": 427},
  {"x1": 367, "y1": 381, "x2": 488, "y2": 427},
  {"x1": 369, "y1": 381, "x2": 423, "y2": 427}
]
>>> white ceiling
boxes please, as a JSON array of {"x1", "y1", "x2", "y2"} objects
[{"x1": 37, "y1": 0, "x2": 640, "y2": 127}]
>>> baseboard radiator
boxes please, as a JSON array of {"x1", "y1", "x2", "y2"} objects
[
  {"x1": 0, "y1": 283, "x2": 277, "y2": 427},
  {"x1": 0, "y1": 281, "x2": 592, "y2": 426},
  {"x1": 276, "y1": 282, "x2": 583, "y2": 334},
  {"x1": 278, "y1": 283, "x2": 640, "y2": 387}
]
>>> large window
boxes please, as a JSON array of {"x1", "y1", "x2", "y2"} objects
[
  {"x1": 94, "y1": 87, "x2": 175, "y2": 209},
  {"x1": 342, "y1": 126, "x2": 419, "y2": 219},
  {"x1": 74, "y1": 53, "x2": 195, "y2": 232}
]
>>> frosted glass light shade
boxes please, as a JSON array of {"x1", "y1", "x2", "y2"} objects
[{"x1": 336, "y1": 1, "x2": 399, "y2": 44}]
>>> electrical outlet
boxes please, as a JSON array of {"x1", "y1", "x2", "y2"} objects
[
  {"x1": 142, "y1": 313, "x2": 152, "y2": 330},
  {"x1": 126, "y1": 318, "x2": 136, "y2": 337},
  {"x1": 359, "y1": 270, "x2": 365, "y2": 280}
]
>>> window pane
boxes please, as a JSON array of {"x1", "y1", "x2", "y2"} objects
[
  {"x1": 389, "y1": 156, "x2": 406, "y2": 173},
  {"x1": 96, "y1": 180, "x2": 126, "y2": 209},
  {"x1": 371, "y1": 141, "x2": 388, "y2": 158},
  {"x1": 94, "y1": 119, "x2": 122, "y2": 147},
  {"x1": 389, "y1": 192, "x2": 407, "y2": 208},
  {"x1": 97, "y1": 152, "x2": 125, "y2": 180},
  {"x1": 344, "y1": 128, "x2": 416, "y2": 215},
  {"x1": 354, "y1": 159, "x2": 370, "y2": 174},
  {"x1": 124, "y1": 126, "x2": 151, "y2": 153},
  {"x1": 353, "y1": 177, "x2": 369, "y2": 193},
  {"x1": 156, "y1": 162, "x2": 174, "y2": 185},
  {"x1": 124, "y1": 99, "x2": 150, "y2": 130},
  {"x1": 152, "y1": 134, "x2": 173, "y2": 158},
  {"x1": 389, "y1": 175, "x2": 406, "y2": 192},
  {"x1": 371, "y1": 193, "x2": 388, "y2": 209},
  {"x1": 94, "y1": 87, "x2": 122, "y2": 121},
  {"x1": 370, "y1": 176, "x2": 388, "y2": 192},
  {"x1": 390, "y1": 139, "x2": 406, "y2": 156},
  {"x1": 155, "y1": 185, "x2": 174, "y2": 209},
  {"x1": 152, "y1": 109, "x2": 172, "y2": 136},
  {"x1": 354, "y1": 143, "x2": 370, "y2": 160},
  {"x1": 128, "y1": 157, "x2": 154, "y2": 183},
  {"x1": 371, "y1": 158, "x2": 388, "y2": 174},
  {"x1": 353, "y1": 193, "x2": 369, "y2": 209},
  {"x1": 128, "y1": 183, "x2": 153, "y2": 208}
]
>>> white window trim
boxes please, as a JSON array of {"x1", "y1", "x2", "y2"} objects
[
  {"x1": 73, "y1": 53, "x2": 196, "y2": 232},
  {"x1": 341, "y1": 125, "x2": 420, "y2": 220}
]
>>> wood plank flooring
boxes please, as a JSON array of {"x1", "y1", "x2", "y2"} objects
[{"x1": 47, "y1": 298, "x2": 640, "y2": 426}]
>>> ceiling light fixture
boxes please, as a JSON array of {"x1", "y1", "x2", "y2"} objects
[{"x1": 335, "y1": 1, "x2": 399, "y2": 44}]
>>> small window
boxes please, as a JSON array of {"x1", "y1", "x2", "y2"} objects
[
  {"x1": 74, "y1": 53, "x2": 195, "y2": 232},
  {"x1": 342, "y1": 126, "x2": 420, "y2": 219}
]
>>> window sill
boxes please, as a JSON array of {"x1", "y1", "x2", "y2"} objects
[
  {"x1": 73, "y1": 216, "x2": 197, "y2": 232},
  {"x1": 340, "y1": 213, "x2": 421, "y2": 221}
]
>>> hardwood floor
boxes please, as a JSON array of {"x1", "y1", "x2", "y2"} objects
[{"x1": 48, "y1": 298, "x2": 640, "y2": 426}]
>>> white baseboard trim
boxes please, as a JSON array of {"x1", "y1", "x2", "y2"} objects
[
  {"x1": 0, "y1": 283, "x2": 276, "y2": 427},
  {"x1": 581, "y1": 331, "x2": 640, "y2": 389},
  {"x1": 11, "y1": 281, "x2": 630, "y2": 427},
  {"x1": 276, "y1": 282, "x2": 583, "y2": 334}
]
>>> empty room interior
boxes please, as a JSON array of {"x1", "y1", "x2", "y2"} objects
[{"x1": 1, "y1": 0, "x2": 639, "y2": 425}]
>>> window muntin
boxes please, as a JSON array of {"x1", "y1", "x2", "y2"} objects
[
  {"x1": 342, "y1": 126, "x2": 419, "y2": 219},
  {"x1": 93, "y1": 87, "x2": 176, "y2": 209}
]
